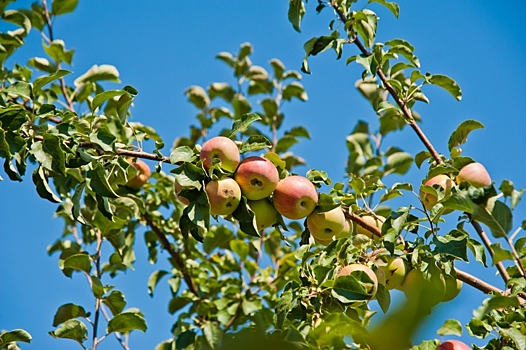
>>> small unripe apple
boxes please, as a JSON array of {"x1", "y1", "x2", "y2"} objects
[
  {"x1": 402, "y1": 268, "x2": 445, "y2": 307},
  {"x1": 379, "y1": 257, "x2": 406, "y2": 290},
  {"x1": 272, "y1": 176, "x2": 318, "y2": 220},
  {"x1": 205, "y1": 178, "x2": 241, "y2": 216},
  {"x1": 248, "y1": 199, "x2": 277, "y2": 231},
  {"x1": 437, "y1": 340, "x2": 471, "y2": 350},
  {"x1": 126, "y1": 159, "x2": 151, "y2": 189},
  {"x1": 200, "y1": 136, "x2": 240, "y2": 172},
  {"x1": 456, "y1": 162, "x2": 491, "y2": 187},
  {"x1": 307, "y1": 207, "x2": 346, "y2": 242},
  {"x1": 337, "y1": 264, "x2": 378, "y2": 299},
  {"x1": 419, "y1": 174, "x2": 453, "y2": 211},
  {"x1": 442, "y1": 274, "x2": 463, "y2": 302},
  {"x1": 174, "y1": 179, "x2": 190, "y2": 205},
  {"x1": 234, "y1": 156, "x2": 279, "y2": 200},
  {"x1": 355, "y1": 215, "x2": 385, "y2": 240}
]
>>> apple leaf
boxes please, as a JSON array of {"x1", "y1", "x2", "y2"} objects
[
  {"x1": 433, "y1": 234, "x2": 468, "y2": 261},
  {"x1": 472, "y1": 198, "x2": 512, "y2": 238},
  {"x1": 442, "y1": 191, "x2": 474, "y2": 213},
  {"x1": 490, "y1": 242, "x2": 514, "y2": 265},
  {"x1": 437, "y1": 319, "x2": 463, "y2": 336},
  {"x1": 147, "y1": 270, "x2": 169, "y2": 297},
  {"x1": 49, "y1": 319, "x2": 88, "y2": 345},
  {"x1": 107, "y1": 312, "x2": 147, "y2": 334},
  {"x1": 288, "y1": 0, "x2": 306, "y2": 33},
  {"x1": 232, "y1": 198, "x2": 259, "y2": 237},
  {"x1": 473, "y1": 296, "x2": 520, "y2": 319},
  {"x1": 448, "y1": 119, "x2": 484, "y2": 151},
  {"x1": 52, "y1": 303, "x2": 90, "y2": 327},
  {"x1": 103, "y1": 290, "x2": 127, "y2": 316},
  {"x1": 376, "y1": 284, "x2": 391, "y2": 313},
  {"x1": 427, "y1": 73, "x2": 462, "y2": 101},
  {"x1": 331, "y1": 275, "x2": 372, "y2": 303},
  {"x1": 0, "y1": 329, "x2": 32, "y2": 347},
  {"x1": 229, "y1": 113, "x2": 261, "y2": 138},
  {"x1": 368, "y1": 0, "x2": 399, "y2": 18},
  {"x1": 33, "y1": 166, "x2": 62, "y2": 203},
  {"x1": 239, "y1": 135, "x2": 271, "y2": 153}
]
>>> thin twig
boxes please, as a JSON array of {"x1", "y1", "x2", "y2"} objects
[
  {"x1": 507, "y1": 236, "x2": 526, "y2": 278},
  {"x1": 223, "y1": 300, "x2": 243, "y2": 333},
  {"x1": 92, "y1": 230, "x2": 103, "y2": 350},
  {"x1": 344, "y1": 210, "x2": 382, "y2": 238}
]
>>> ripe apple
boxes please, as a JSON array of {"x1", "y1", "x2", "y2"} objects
[
  {"x1": 337, "y1": 264, "x2": 378, "y2": 299},
  {"x1": 205, "y1": 178, "x2": 241, "y2": 216},
  {"x1": 314, "y1": 219, "x2": 352, "y2": 245},
  {"x1": 442, "y1": 274, "x2": 463, "y2": 302},
  {"x1": 248, "y1": 199, "x2": 277, "y2": 231},
  {"x1": 379, "y1": 257, "x2": 406, "y2": 290},
  {"x1": 174, "y1": 179, "x2": 190, "y2": 205},
  {"x1": 456, "y1": 162, "x2": 491, "y2": 187},
  {"x1": 401, "y1": 267, "x2": 445, "y2": 307},
  {"x1": 307, "y1": 207, "x2": 346, "y2": 242},
  {"x1": 234, "y1": 156, "x2": 279, "y2": 200},
  {"x1": 200, "y1": 136, "x2": 240, "y2": 172},
  {"x1": 126, "y1": 159, "x2": 151, "y2": 189},
  {"x1": 437, "y1": 340, "x2": 471, "y2": 350},
  {"x1": 355, "y1": 215, "x2": 385, "y2": 241},
  {"x1": 419, "y1": 174, "x2": 453, "y2": 211},
  {"x1": 272, "y1": 175, "x2": 318, "y2": 220}
]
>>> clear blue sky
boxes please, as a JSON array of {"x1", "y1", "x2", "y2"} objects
[{"x1": 1, "y1": 1, "x2": 526, "y2": 349}]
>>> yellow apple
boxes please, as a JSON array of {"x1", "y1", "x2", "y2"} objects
[
  {"x1": 379, "y1": 257, "x2": 406, "y2": 290},
  {"x1": 205, "y1": 178, "x2": 241, "y2": 216},
  {"x1": 307, "y1": 207, "x2": 345, "y2": 242}
]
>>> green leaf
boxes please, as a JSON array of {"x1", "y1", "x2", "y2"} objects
[
  {"x1": 427, "y1": 74, "x2": 462, "y2": 101},
  {"x1": 490, "y1": 242, "x2": 514, "y2": 265},
  {"x1": 0, "y1": 128, "x2": 11, "y2": 160},
  {"x1": 33, "y1": 69, "x2": 71, "y2": 92},
  {"x1": 368, "y1": 0, "x2": 400, "y2": 18},
  {"x1": 433, "y1": 234, "x2": 468, "y2": 261},
  {"x1": 90, "y1": 275, "x2": 104, "y2": 298},
  {"x1": 282, "y1": 82, "x2": 308, "y2": 101},
  {"x1": 316, "y1": 193, "x2": 340, "y2": 213},
  {"x1": 103, "y1": 290, "x2": 127, "y2": 316},
  {"x1": 147, "y1": 270, "x2": 169, "y2": 297},
  {"x1": 288, "y1": 0, "x2": 306, "y2": 32},
  {"x1": 28, "y1": 57, "x2": 57, "y2": 73},
  {"x1": 43, "y1": 40, "x2": 74, "y2": 65},
  {"x1": 376, "y1": 283, "x2": 391, "y2": 313},
  {"x1": 168, "y1": 296, "x2": 193, "y2": 314},
  {"x1": 229, "y1": 113, "x2": 261, "y2": 137},
  {"x1": 170, "y1": 146, "x2": 196, "y2": 164},
  {"x1": 32, "y1": 166, "x2": 62, "y2": 203},
  {"x1": 89, "y1": 128, "x2": 116, "y2": 152},
  {"x1": 203, "y1": 321, "x2": 222, "y2": 349},
  {"x1": 437, "y1": 319, "x2": 462, "y2": 336},
  {"x1": 74, "y1": 64, "x2": 120, "y2": 86},
  {"x1": 107, "y1": 312, "x2": 147, "y2": 334},
  {"x1": 48, "y1": 319, "x2": 88, "y2": 345},
  {"x1": 6, "y1": 81, "x2": 32, "y2": 100},
  {"x1": 51, "y1": 0, "x2": 78, "y2": 16},
  {"x1": 2, "y1": 10, "x2": 31, "y2": 33},
  {"x1": 42, "y1": 133, "x2": 66, "y2": 175},
  {"x1": 474, "y1": 296, "x2": 520, "y2": 319},
  {"x1": 501, "y1": 328, "x2": 526, "y2": 350},
  {"x1": 52, "y1": 303, "x2": 90, "y2": 327},
  {"x1": 0, "y1": 329, "x2": 32, "y2": 347},
  {"x1": 91, "y1": 89, "x2": 128, "y2": 111},
  {"x1": 467, "y1": 238, "x2": 487, "y2": 267},
  {"x1": 184, "y1": 85, "x2": 209, "y2": 109},
  {"x1": 442, "y1": 191, "x2": 474, "y2": 213},
  {"x1": 232, "y1": 198, "x2": 259, "y2": 237},
  {"x1": 472, "y1": 198, "x2": 512, "y2": 238},
  {"x1": 447, "y1": 119, "x2": 484, "y2": 151},
  {"x1": 87, "y1": 163, "x2": 119, "y2": 198},
  {"x1": 239, "y1": 135, "x2": 271, "y2": 153},
  {"x1": 331, "y1": 275, "x2": 372, "y2": 303},
  {"x1": 62, "y1": 253, "x2": 91, "y2": 274},
  {"x1": 385, "y1": 151, "x2": 412, "y2": 175},
  {"x1": 230, "y1": 239, "x2": 249, "y2": 261}
]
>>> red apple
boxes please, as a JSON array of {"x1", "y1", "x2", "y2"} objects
[
  {"x1": 126, "y1": 159, "x2": 151, "y2": 189},
  {"x1": 205, "y1": 178, "x2": 241, "y2": 216},
  {"x1": 272, "y1": 176, "x2": 318, "y2": 220},
  {"x1": 248, "y1": 198, "x2": 277, "y2": 230},
  {"x1": 234, "y1": 156, "x2": 279, "y2": 200},
  {"x1": 337, "y1": 264, "x2": 378, "y2": 299},
  {"x1": 174, "y1": 178, "x2": 190, "y2": 205},
  {"x1": 200, "y1": 136, "x2": 240, "y2": 172},
  {"x1": 307, "y1": 207, "x2": 345, "y2": 242},
  {"x1": 456, "y1": 162, "x2": 491, "y2": 187},
  {"x1": 355, "y1": 215, "x2": 385, "y2": 241},
  {"x1": 437, "y1": 340, "x2": 471, "y2": 350},
  {"x1": 419, "y1": 174, "x2": 453, "y2": 211}
]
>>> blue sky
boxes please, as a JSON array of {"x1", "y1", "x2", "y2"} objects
[{"x1": 1, "y1": 1, "x2": 526, "y2": 349}]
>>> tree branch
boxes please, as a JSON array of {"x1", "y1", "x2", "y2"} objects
[{"x1": 145, "y1": 214, "x2": 200, "y2": 297}]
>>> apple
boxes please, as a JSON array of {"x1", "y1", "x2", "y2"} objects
[
  {"x1": 126, "y1": 159, "x2": 151, "y2": 189},
  {"x1": 234, "y1": 156, "x2": 279, "y2": 200},
  {"x1": 419, "y1": 174, "x2": 453, "y2": 211},
  {"x1": 355, "y1": 215, "x2": 385, "y2": 240},
  {"x1": 272, "y1": 175, "x2": 318, "y2": 220},
  {"x1": 174, "y1": 179, "x2": 190, "y2": 205},
  {"x1": 437, "y1": 340, "x2": 471, "y2": 350},
  {"x1": 205, "y1": 178, "x2": 241, "y2": 216},
  {"x1": 456, "y1": 162, "x2": 491, "y2": 187},
  {"x1": 401, "y1": 267, "x2": 445, "y2": 307},
  {"x1": 442, "y1": 274, "x2": 463, "y2": 302},
  {"x1": 307, "y1": 207, "x2": 346, "y2": 242},
  {"x1": 379, "y1": 257, "x2": 406, "y2": 290},
  {"x1": 200, "y1": 136, "x2": 240, "y2": 172},
  {"x1": 248, "y1": 199, "x2": 277, "y2": 231},
  {"x1": 337, "y1": 264, "x2": 378, "y2": 299},
  {"x1": 314, "y1": 219, "x2": 352, "y2": 246}
]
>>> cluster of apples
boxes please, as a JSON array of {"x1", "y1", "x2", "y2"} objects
[{"x1": 419, "y1": 162, "x2": 491, "y2": 212}]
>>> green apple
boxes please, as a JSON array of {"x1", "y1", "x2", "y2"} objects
[
  {"x1": 314, "y1": 218, "x2": 352, "y2": 246},
  {"x1": 248, "y1": 198, "x2": 277, "y2": 231},
  {"x1": 205, "y1": 178, "x2": 241, "y2": 216},
  {"x1": 234, "y1": 156, "x2": 279, "y2": 200},
  {"x1": 437, "y1": 340, "x2": 471, "y2": 350},
  {"x1": 419, "y1": 174, "x2": 453, "y2": 211},
  {"x1": 401, "y1": 267, "x2": 445, "y2": 307},
  {"x1": 307, "y1": 207, "x2": 345, "y2": 242},
  {"x1": 355, "y1": 215, "x2": 385, "y2": 241},
  {"x1": 379, "y1": 257, "x2": 406, "y2": 290},
  {"x1": 337, "y1": 264, "x2": 378, "y2": 299},
  {"x1": 456, "y1": 162, "x2": 491, "y2": 187},
  {"x1": 126, "y1": 159, "x2": 151, "y2": 189},
  {"x1": 442, "y1": 274, "x2": 463, "y2": 302},
  {"x1": 200, "y1": 136, "x2": 240, "y2": 172},
  {"x1": 272, "y1": 175, "x2": 318, "y2": 220}
]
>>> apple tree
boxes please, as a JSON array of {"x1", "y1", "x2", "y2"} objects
[{"x1": 1, "y1": 1, "x2": 526, "y2": 349}]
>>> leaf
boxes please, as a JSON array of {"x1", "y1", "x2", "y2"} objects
[
  {"x1": 385, "y1": 151, "x2": 412, "y2": 175},
  {"x1": 33, "y1": 69, "x2": 71, "y2": 92},
  {"x1": 42, "y1": 133, "x2": 66, "y2": 175},
  {"x1": 168, "y1": 296, "x2": 193, "y2": 314},
  {"x1": 6, "y1": 81, "x2": 32, "y2": 100},
  {"x1": 447, "y1": 119, "x2": 484, "y2": 151},
  {"x1": 170, "y1": 146, "x2": 196, "y2": 164},
  {"x1": 490, "y1": 242, "x2": 514, "y2": 265},
  {"x1": 331, "y1": 275, "x2": 372, "y2": 303},
  {"x1": 103, "y1": 290, "x2": 127, "y2": 316},
  {"x1": 87, "y1": 163, "x2": 119, "y2": 198},
  {"x1": 203, "y1": 321, "x2": 222, "y2": 349},
  {"x1": 147, "y1": 270, "x2": 169, "y2": 297},
  {"x1": 437, "y1": 319, "x2": 462, "y2": 336},
  {"x1": 0, "y1": 128, "x2": 11, "y2": 160},
  {"x1": 62, "y1": 253, "x2": 91, "y2": 274},
  {"x1": 282, "y1": 82, "x2": 308, "y2": 101},
  {"x1": 0, "y1": 329, "x2": 32, "y2": 347},
  {"x1": 467, "y1": 238, "x2": 487, "y2": 267},
  {"x1": 472, "y1": 198, "x2": 512, "y2": 238},
  {"x1": 232, "y1": 198, "x2": 259, "y2": 237},
  {"x1": 89, "y1": 127, "x2": 116, "y2": 152},
  {"x1": 107, "y1": 312, "x2": 147, "y2": 334},
  {"x1": 3, "y1": 10, "x2": 31, "y2": 33},
  {"x1": 74, "y1": 65, "x2": 120, "y2": 86},
  {"x1": 376, "y1": 283, "x2": 391, "y2": 313},
  {"x1": 51, "y1": 0, "x2": 78, "y2": 16},
  {"x1": 442, "y1": 191, "x2": 474, "y2": 213},
  {"x1": 91, "y1": 89, "x2": 129, "y2": 111},
  {"x1": 368, "y1": 0, "x2": 400, "y2": 18},
  {"x1": 229, "y1": 113, "x2": 261, "y2": 137},
  {"x1": 48, "y1": 319, "x2": 88, "y2": 345},
  {"x1": 32, "y1": 166, "x2": 62, "y2": 203},
  {"x1": 52, "y1": 303, "x2": 90, "y2": 327},
  {"x1": 43, "y1": 40, "x2": 74, "y2": 65},
  {"x1": 427, "y1": 74, "x2": 462, "y2": 101},
  {"x1": 184, "y1": 85, "x2": 209, "y2": 109},
  {"x1": 473, "y1": 296, "x2": 520, "y2": 319},
  {"x1": 316, "y1": 193, "x2": 340, "y2": 213},
  {"x1": 433, "y1": 234, "x2": 468, "y2": 261},
  {"x1": 501, "y1": 328, "x2": 526, "y2": 350},
  {"x1": 288, "y1": 0, "x2": 306, "y2": 32},
  {"x1": 239, "y1": 135, "x2": 272, "y2": 153}
]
